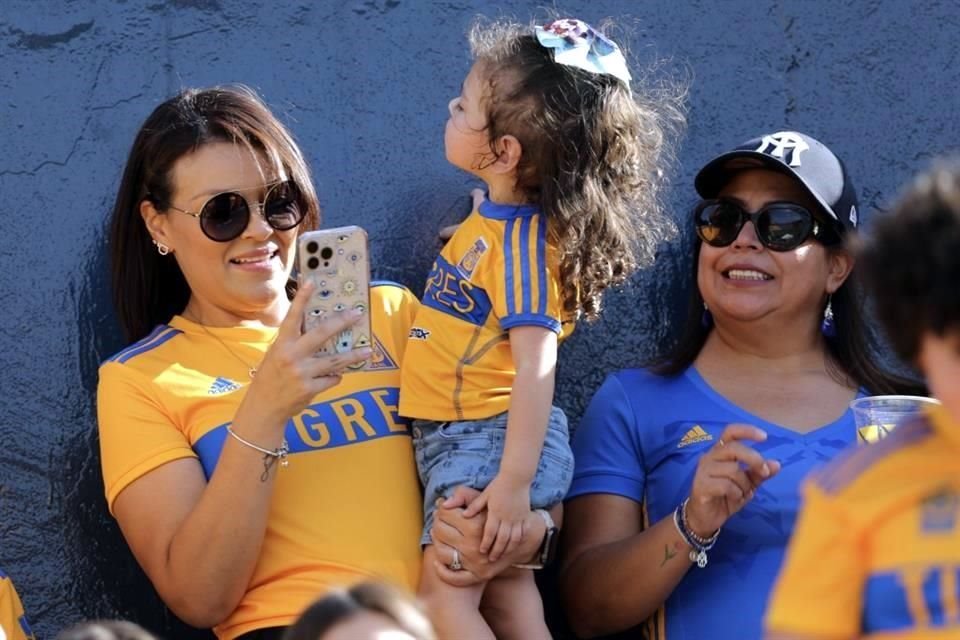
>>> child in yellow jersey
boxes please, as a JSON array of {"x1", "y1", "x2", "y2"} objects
[
  {"x1": 0, "y1": 570, "x2": 34, "y2": 640},
  {"x1": 765, "y1": 164, "x2": 960, "y2": 640},
  {"x1": 399, "y1": 17, "x2": 685, "y2": 640}
]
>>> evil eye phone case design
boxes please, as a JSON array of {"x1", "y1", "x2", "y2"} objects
[{"x1": 298, "y1": 226, "x2": 372, "y2": 371}]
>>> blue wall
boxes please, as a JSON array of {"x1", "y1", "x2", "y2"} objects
[{"x1": 1, "y1": 1, "x2": 957, "y2": 637}]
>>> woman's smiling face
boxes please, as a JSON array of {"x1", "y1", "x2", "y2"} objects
[
  {"x1": 142, "y1": 140, "x2": 299, "y2": 325},
  {"x1": 697, "y1": 168, "x2": 846, "y2": 326}
]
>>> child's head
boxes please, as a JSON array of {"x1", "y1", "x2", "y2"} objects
[
  {"x1": 282, "y1": 581, "x2": 436, "y2": 640},
  {"x1": 859, "y1": 164, "x2": 960, "y2": 416},
  {"x1": 450, "y1": 18, "x2": 686, "y2": 320}
]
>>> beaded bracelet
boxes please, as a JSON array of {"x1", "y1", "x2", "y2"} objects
[
  {"x1": 673, "y1": 498, "x2": 720, "y2": 568},
  {"x1": 227, "y1": 425, "x2": 289, "y2": 481}
]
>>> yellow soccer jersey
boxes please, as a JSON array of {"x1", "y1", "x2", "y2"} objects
[
  {"x1": 400, "y1": 200, "x2": 573, "y2": 421},
  {"x1": 97, "y1": 283, "x2": 423, "y2": 640},
  {"x1": 0, "y1": 571, "x2": 34, "y2": 640},
  {"x1": 765, "y1": 406, "x2": 960, "y2": 639}
]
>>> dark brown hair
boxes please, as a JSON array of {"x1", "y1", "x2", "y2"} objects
[
  {"x1": 282, "y1": 581, "x2": 436, "y2": 640},
  {"x1": 108, "y1": 85, "x2": 319, "y2": 343},
  {"x1": 468, "y1": 19, "x2": 686, "y2": 321},
  {"x1": 652, "y1": 210, "x2": 924, "y2": 396},
  {"x1": 858, "y1": 163, "x2": 960, "y2": 363}
]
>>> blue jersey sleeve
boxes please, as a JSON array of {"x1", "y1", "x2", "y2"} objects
[{"x1": 567, "y1": 373, "x2": 646, "y2": 502}]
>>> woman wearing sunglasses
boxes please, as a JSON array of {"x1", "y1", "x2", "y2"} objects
[
  {"x1": 97, "y1": 86, "x2": 424, "y2": 640},
  {"x1": 559, "y1": 131, "x2": 922, "y2": 640}
]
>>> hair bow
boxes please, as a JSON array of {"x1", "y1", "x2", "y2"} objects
[{"x1": 534, "y1": 19, "x2": 632, "y2": 86}]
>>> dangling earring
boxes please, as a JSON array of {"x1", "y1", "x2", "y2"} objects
[
  {"x1": 821, "y1": 295, "x2": 835, "y2": 337},
  {"x1": 701, "y1": 301, "x2": 713, "y2": 329},
  {"x1": 152, "y1": 239, "x2": 171, "y2": 256}
]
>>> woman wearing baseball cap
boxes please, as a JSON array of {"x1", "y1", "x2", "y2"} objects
[{"x1": 559, "y1": 131, "x2": 923, "y2": 639}]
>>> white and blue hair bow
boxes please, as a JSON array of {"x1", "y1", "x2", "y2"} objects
[{"x1": 534, "y1": 19, "x2": 632, "y2": 86}]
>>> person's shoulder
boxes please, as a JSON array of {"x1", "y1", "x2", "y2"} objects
[
  {"x1": 100, "y1": 324, "x2": 185, "y2": 371},
  {"x1": 810, "y1": 415, "x2": 935, "y2": 498},
  {"x1": 605, "y1": 366, "x2": 692, "y2": 394},
  {"x1": 370, "y1": 280, "x2": 417, "y2": 308}
]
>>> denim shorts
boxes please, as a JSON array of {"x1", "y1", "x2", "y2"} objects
[{"x1": 412, "y1": 406, "x2": 574, "y2": 545}]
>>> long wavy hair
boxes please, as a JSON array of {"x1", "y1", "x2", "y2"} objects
[
  {"x1": 468, "y1": 19, "x2": 687, "y2": 321},
  {"x1": 651, "y1": 227, "x2": 925, "y2": 396},
  {"x1": 108, "y1": 85, "x2": 319, "y2": 343}
]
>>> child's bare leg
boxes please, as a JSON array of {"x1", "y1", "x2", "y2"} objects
[
  {"x1": 419, "y1": 545, "x2": 493, "y2": 640},
  {"x1": 480, "y1": 567, "x2": 550, "y2": 640}
]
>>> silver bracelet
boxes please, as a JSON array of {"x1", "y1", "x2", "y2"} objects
[
  {"x1": 673, "y1": 498, "x2": 720, "y2": 569},
  {"x1": 226, "y1": 425, "x2": 289, "y2": 481}
]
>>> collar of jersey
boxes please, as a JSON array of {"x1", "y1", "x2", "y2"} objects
[
  {"x1": 927, "y1": 403, "x2": 960, "y2": 449},
  {"x1": 478, "y1": 198, "x2": 539, "y2": 220}
]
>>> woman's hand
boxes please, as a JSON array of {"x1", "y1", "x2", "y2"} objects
[
  {"x1": 242, "y1": 281, "x2": 372, "y2": 423},
  {"x1": 430, "y1": 486, "x2": 547, "y2": 587},
  {"x1": 685, "y1": 423, "x2": 782, "y2": 537}
]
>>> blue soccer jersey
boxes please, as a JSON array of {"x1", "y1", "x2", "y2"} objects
[{"x1": 568, "y1": 367, "x2": 858, "y2": 640}]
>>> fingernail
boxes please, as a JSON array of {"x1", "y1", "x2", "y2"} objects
[
  {"x1": 357, "y1": 347, "x2": 373, "y2": 357},
  {"x1": 761, "y1": 463, "x2": 770, "y2": 477},
  {"x1": 350, "y1": 307, "x2": 364, "y2": 318},
  {"x1": 435, "y1": 498, "x2": 443, "y2": 507}
]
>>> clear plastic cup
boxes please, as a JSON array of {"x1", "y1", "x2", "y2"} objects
[{"x1": 850, "y1": 395, "x2": 940, "y2": 444}]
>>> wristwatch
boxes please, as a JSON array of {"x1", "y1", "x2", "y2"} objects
[{"x1": 512, "y1": 509, "x2": 559, "y2": 570}]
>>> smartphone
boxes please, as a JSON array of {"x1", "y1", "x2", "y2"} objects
[{"x1": 297, "y1": 226, "x2": 372, "y2": 371}]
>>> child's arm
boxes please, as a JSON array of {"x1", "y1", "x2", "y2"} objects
[{"x1": 463, "y1": 324, "x2": 557, "y2": 562}]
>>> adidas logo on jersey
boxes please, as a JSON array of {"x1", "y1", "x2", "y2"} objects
[
  {"x1": 208, "y1": 377, "x2": 241, "y2": 395},
  {"x1": 678, "y1": 425, "x2": 713, "y2": 448}
]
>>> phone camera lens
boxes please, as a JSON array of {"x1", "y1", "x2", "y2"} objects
[
  {"x1": 320, "y1": 246, "x2": 334, "y2": 260},
  {"x1": 306, "y1": 256, "x2": 320, "y2": 270},
  {"x1": 306, "y1": 241, "x2": 319, "y2": 254}
]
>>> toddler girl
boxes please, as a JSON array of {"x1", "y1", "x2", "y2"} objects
[{"x1": 399, "y1": 17, "x2": 684, "y2": 639}]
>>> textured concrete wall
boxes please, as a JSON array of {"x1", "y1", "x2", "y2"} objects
[{"x1": 0, "y1": 1, "x2": 957, "y2": 637}]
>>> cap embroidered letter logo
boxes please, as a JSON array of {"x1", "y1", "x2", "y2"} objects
[{"x1": 755, "y1": 132, "x2": 810, "y2": 167}]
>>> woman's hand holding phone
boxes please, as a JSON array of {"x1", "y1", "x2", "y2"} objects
[{"x1": 241, "y1": 281, "x2": 371, "y2": 425}]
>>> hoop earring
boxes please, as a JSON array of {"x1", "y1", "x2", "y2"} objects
[{"x1": 152, "y1": 239, "x2": 171, "y2": 256}]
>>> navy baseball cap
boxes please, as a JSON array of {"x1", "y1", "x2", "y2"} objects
[{"x1": 694, "y1": 130, "x2": 859, "y2": 236}]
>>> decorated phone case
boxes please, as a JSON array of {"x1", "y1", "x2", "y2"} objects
[{"x1": 297, "y1": 226, "x2": 372, "y2": 371}]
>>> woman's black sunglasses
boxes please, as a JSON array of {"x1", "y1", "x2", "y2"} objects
[
  {"x1": 694, "y1": 198, "x2": 837, "y2": 252},
  {"x1": 163, "y1": 180, "x2": 307, "y2": 242}
]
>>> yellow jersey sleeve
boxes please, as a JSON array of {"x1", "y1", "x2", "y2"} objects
[
  {"x1": 765, "y1": 479, "x2": 865, "y2": 638},
  {"x1": 484, "y1": 213, "x2": 564, "y2": 334},
  {"x1": 0, "y1": 573, "x2": 34, "y2": 640},
  {"x1": 97, "y1": 361, "x2": 197, "y2": 514}
]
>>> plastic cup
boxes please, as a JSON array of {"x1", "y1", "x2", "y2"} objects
[{"x1": 850, "y1": 395, "x2": 940, "y2": 444}]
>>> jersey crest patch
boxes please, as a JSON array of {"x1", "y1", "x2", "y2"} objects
[
  {"x1": 367, "y1": 336, "x2": 398, "y2": 371},
  {"x1": 678, "y1": 424, "x2": 713, "y2": 448},
  {"x1": 920, "y1": 488, "x2": 959, "y2": 533},
  {"x1": 208, "y1": 376, "x2": 242, "y2": 395},
  {"x1": 456, "y1": 237, "x2": 489, "y2": 279}
]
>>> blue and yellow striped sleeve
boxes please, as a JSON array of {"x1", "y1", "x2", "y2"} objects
[{"x1": 495, "y1": 214, "x2": 563, "y2": 333}]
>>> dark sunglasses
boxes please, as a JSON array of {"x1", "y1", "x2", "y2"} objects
[
  {"x1": 162, "y1": 180, "x2": 306, "y2": 242},
  {"x1": 694, "y1": 198, "x2": 837, "y2": 252}
]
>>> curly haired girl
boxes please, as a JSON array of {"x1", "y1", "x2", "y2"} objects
[{"x1": 399, "y1": 17, "x2": 685, "y2": 639}]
